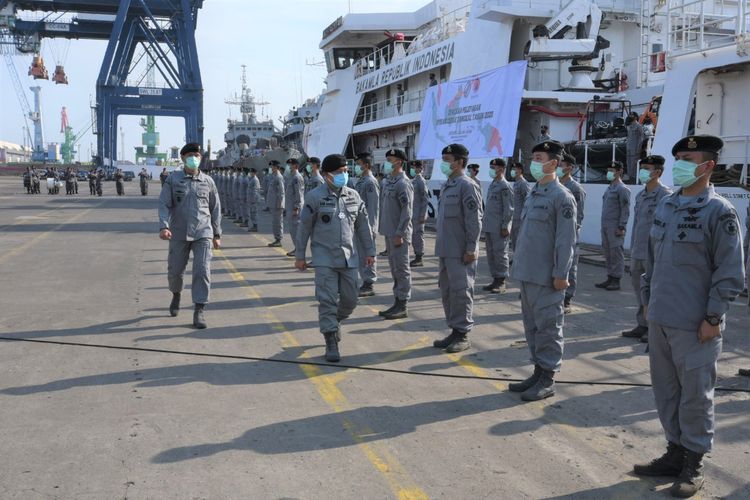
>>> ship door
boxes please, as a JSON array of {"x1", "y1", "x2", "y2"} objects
[{"x1": 695, "y1": 82, "x2": 723, "y2": 136}]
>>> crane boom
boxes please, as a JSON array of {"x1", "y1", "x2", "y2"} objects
[{"x1": 3, "y1": 52, "x2": 34, "y2": 147}]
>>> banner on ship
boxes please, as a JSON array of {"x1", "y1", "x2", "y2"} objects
[{"x1": 417, "y1": 61, "x2": 527, "y2": 160}]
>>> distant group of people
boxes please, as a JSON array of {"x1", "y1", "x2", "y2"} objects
[{"x1": 158, "y1": 134, "x2": 747, "y2": 499}]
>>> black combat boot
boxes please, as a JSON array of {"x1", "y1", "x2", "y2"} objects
[
  {"x1": 286, "y1": 249, "x2": 296, "y2": 257},
  {"x1": 633, "y1": 442, "x2": 685, "y2": 477},
  {"x1": 433, "y1": 329, "x2": 459, "y2": 348},
  {"x1": 268, "y1": 239, "x2": 282, "y2": 248},
  {"x1": 483, "y1": 278, "x2": 506, "y2": 293},
  {"x1": 605, "y1": 277, "x2": 621, "y2": 291},
  {"x1": 169, "y1": 292, "x2": 181, "y2": 317},
  {"x1": 595, "y1": 276, "x2": 613, "y2": 288},
  {"x1": 358, "y1": 282, "x2": 375, "y2": 297},
  {"x1": 249, "y1": 224, "x2": 258, "y2": 232},
  {"x1": 409, "y1": 254, "x2": 423, "y2": 267},
  {"x1": 563, "y1": 296, "x2": 572, "y2": 314},
  {"x1": 240, "y1": 221, "x2": 248, "y2": 228},
  {"x1": 445, "y1": 331, "x2": 471, "y2": 353},
  {"x1": 378, "y1": 300, "x2": 398, "y2": 317},
  {"x1": 669, "y1": 449, "x2": 704, "y2": 498},
  {"x1": 383, "y1": 299, "x2": 408, "y2": 320},
  {"x1": 622, "y1": 325, "x2": 649, "y2": 338},
  {"x1": 521, "y1": 369, "x2": 556, "y2": 401},
  {"x1": 323, "y1": 331, "x2": 340, "y2": 362},
  {"x1": 509, "y1": 365, "x2": 542, "y2": 392},
  {"x1": 378, "y1": 249, "x2": 388, "y2": 257},
  {"x1": 738, "y1": 368, "x2": 750, "y2": 377},
  {"x1": 193, "y1": 303, "x2": 207, "y2": 329}
]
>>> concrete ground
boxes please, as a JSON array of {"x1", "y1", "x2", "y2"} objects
[{"x1": 0, "y1": 177, "x2": 748, "y2": 500}]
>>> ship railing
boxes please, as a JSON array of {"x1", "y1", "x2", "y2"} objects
[
  {"x1": 667, "y1": 0, "x2": 750, "y2": 58},
  {"x1": 354, "y1": 88, "x2": 428, "y2": 126},
  {"x1": 354, "y1": 41, "x2": 413, "y2": 78}
]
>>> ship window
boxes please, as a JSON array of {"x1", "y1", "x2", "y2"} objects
[{"x1": 333, "y1": 48, "x2": 370, "y2": 70}]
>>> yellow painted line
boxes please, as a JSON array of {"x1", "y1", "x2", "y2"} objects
[{"x1": 217, "y1": 250, "x2": 429, "y2": 499}]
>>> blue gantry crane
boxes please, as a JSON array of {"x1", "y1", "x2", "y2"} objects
[{"x1": 0, "y1": 0, "x2": 205, "y2": 166}]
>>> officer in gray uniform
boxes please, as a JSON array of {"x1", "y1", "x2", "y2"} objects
[
  {"x1": 285, "y1": 158, "x2": 305, "y2": 256},
  {"x1": 237, "y1": 167, "x2": 249, "y2": 227},
  {"x1": 266, "y1": 160, "x2": 285, "y2": 247},
  {"x1": 432, "y1": 144, "x2": 483, "y2": 353},
  {"x1": 559, "y1": 153, "x2": 587, "y2": 313},
  {"x1": 295, "y1": 154, "x2": 375, "y2": 362},
  {"x1": 481, "y1": 158, "x2": 513, "y2": 294},
  {"x1": 596, "y1": 160, "x2": 631, "y2": 291},
  {"x1": 509, "y1": 140, "x2": 577, "y2": 401},
  {"x1": 622, "y1": 155, "x2": 671, "y2": 341},
  {"x1": 226, "y1": 167, "x2": 235, "y2": 218},
  {"x1": 409, "y1": 160, "x2": 429, "y2": 267},
  {"x1": 355, "y1": 152, "x2": 380, "y2": 297},
  {"x1": 158, "y1": 143, "x2": 222, "y2": 329},
  {"x1": 635, "y1": 135, "x2": 745, "y2": 498},
  {"x1": 378, "y1": 148, "x2": 414, "y2": 319},
  {"x1": 246, "y1": 167, "x2": 260, "y2": 232},
  {"x1": 510, "y1": 161, "x2": 531, "y2": 252},
  {"x1": 305, "y1": 157, "x2": 324, "y2": 193}
]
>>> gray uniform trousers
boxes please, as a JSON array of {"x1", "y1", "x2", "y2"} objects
[
  {"x1": 601, "y1": 226, "x2": 625, "y2": 278},
  {"x1": 167, "y1": 238, "x2": 212, "y2": 305},
  {"x1": 439, "y1": 257, "x2": 476, "y2": 333},
  {"x1": 566, "y1": 231, "x2": 581, "y2": 299},
  {"x1": 248, "y1": 201, "x2": 258, "y2": 227},
  {"x1": 648, "y1": 323, "x2": 721, "y2": 454},
  {"x1": 271, "y1": 208, "x2": 284, "y2": 241},
  {"x1": 412, "y1": 219, "x2": 426, "y2": 255},
  {"x1": 315, "y1": 266, "x2": 359, "y2": 334},
  {"x1": 484, "y1": 232, "x2": 509, "y2": 279},
  {"x1": 630, "y1": 258, "x2": 647, "y2": 327},
  {"x1": 519, "y1": 282, "x2": 565, "y2": 372},
  {"x1": 510, "y1": 218, "x2": 521, "y2": 251},
  {"x1": 288, "y1": 211, "x2": 301, "y2": 246},
  {"x1": 386, "y1": 237, "x2": 411, "y2": 300},
  {"x1": 358, "y1": 228, "x2": 378, "y2": 285}
]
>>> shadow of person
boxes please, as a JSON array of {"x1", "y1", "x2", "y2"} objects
[{"x1": 539, "y1": 477, "x2": 669, "y2": 499}]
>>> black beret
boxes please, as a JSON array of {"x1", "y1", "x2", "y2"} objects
[
  {"x1": 562, "y1": 153, "x2": 576, "y2": 165},
  {"x1": 409, "y1": 160, "x2": 423, "y2": 168},
  {"x1": 308, "y1": 157, "x2": 321, "y2": 165},
  {"x1": 608, "y1": 160, "x2": 624, "y2": 170},
  {"x1": 180, "y1": 143, "x2": 201, "y2": 156},
  {"x1": 385, "y1": 148, "x2": 407, "y2": 161},
  {"x1": 322, "y1": 154, "x2": 347, "y2": 173},
  {"x1": 468, "y1": 163, "x2": 480, "y2": 170},
  {"x1": 442, "y1": 143, "x2": 469, "y2": 158},
  {"x1": 249, "y1": 167, "x2": 257, "y2": 173},
  {"x1": 531, "y1": 141, "x2": 564, "y2": 155},
  {"x1": 286, "y1": 158, "x2": 299, "y2": 165},
  {"x1": 671, "y1": 135, "x2": 724, "y2": 156},
  {"x1": 269, "y1": 160, "x2": 281, "y2": 166},
  {"x1": 641, "y1": 155, "x2": 665, "y2": 166},
  {"x1": 489, "y1": 158, "x2": 506, "y2": 167},
  {"x1": 356, "y1": 152, "x2": 372, "y2": 161}
]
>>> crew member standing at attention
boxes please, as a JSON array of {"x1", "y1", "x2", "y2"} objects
[
  {"x1": 238, "y1": 167, "x2": 249, "y2": 227},
  {"x1": 510, "y1": 161, "x2": 531, "y2": 252},
  {"x1": 285, "y1": 158, "x2": 305, "y2": 256},
  {"x1": 246, "y1": 167, "x2": 260, "y2": 232},
  {"x1": 266, "y1": 160, "x2": 285, "y2": 247},
  {"x1": 355, "y1": 152, "x2": 380, "y2": 297},
  {"x1": 88, "y1": 169, "x2": 97, "y2": 195},
  {"x1": 622, "y1": 155, "x2": 670, "y2": 342},
  {"x1": 410, "y1": 160, "x2": 429, "y2": 267},
  {"x1": 295, "y1": 154, "x2": 375, "y2": 362},
  {"x1": 432, "y1": 144, "x2": 483, "y2": 353},
  {"x1": 139, "y1": 167, "x2": 149, "y2": 196},
  {"x1": 559, "y1": 153, "x2": 586, "y2": 313},
  {"x1": 115, "y1": 169, "x2": 125, "y2": 196},
  {"x1": 596, "y1": 160, "x2": 631, "y2": 291},
  {"x1": 305, "y1": 157, "x2": 324, "y2": 193},
  {"x1": 158, "y1": 143, "x2": 222, "y2": 329},
  {"x1": 509, "y1": 140, "x2": 577, "y2": 401},
  {"x1": 378, "y1": 148, "x2": 414, "y2": 320},
  {"x1": 481, "y1": 158, "x2": 513, "y2": 294},
  {"x1": 635, "y1": 135, "x2": 744, "y2": 498},
  {"x1": 159, "y1": 167, "x2": 169, "y2": 187}
]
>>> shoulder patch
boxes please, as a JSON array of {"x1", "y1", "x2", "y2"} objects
[
  {"x1": 723, "y1": 218, "x2": 739, "y2": 236},
  {"x1": 562, "y1": 205, "x2": 574, "y2": 219},
  {"x1": 466, "y1": 199, "x2": 478, "y2": 211}
]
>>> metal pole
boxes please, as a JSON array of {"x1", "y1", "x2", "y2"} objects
[{"x1": 584, "y1": 143, "x2": 589, "y2": 182}]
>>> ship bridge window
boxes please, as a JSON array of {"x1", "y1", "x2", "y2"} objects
[{"x1": 333, "y1": 47, "x2": 371, "y2": 70}]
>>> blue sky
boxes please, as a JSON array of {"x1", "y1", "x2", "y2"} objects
[{"x1": 0, "y1": 0, "x2": 428, "y2": 161}]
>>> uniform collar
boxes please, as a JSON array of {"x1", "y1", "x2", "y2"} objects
[{"x1": 666, "y1": 185, "x2": 714, "y2": 208}]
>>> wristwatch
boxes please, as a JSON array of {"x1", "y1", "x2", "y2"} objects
[{"x1": 704, "y1": 315, "x2": 722, "y2": 326}]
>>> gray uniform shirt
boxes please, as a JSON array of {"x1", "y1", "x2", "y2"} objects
[
  {"x1": 285, "y1": 171, "x2": 305, "y2": 211},
  {"x1": 411, "y1": 175, "x2": 429, "y2": 222},
  {"x1": 266, "y1": 172, "x2": 285, "y2": 209},
  {"x1": 247, "y1": 175, "x2": 260, "y2": 202},
  {"x1": 510, "y1": 178, "x2": 577, "y2": 286},
  {"x1": 601, "y1": 181, "x2": 631, "y2": 228},
  {"x1": 483, "y1": 177, "x2": 513, "y2": 234},
  {"x1": 158, "y1": 170, "x2": 222, "y2": 241},
  {"x1": 435, "y1": 174, "x2": 483, "y2": 257},
  {"x1": 630, "y1": 183, "x2": 671, "y2": 260},
  {"x1": 378, "y1": 172, "x2": 414, "y2": 240},
  {"x1": 239, "y1": 174, "x2": 249, "y2": 202},
  {"x1": 562, "y1": 178, "x2": 586, "y2": 229},
  {"x1": 355, "y1": 173, "x2": 380, "y2": 231},
  {"x1": 513, "y1": 176, "x2": 531, "y2": 222},
  {"x1": 305, "y1": 172, "x2": 324, "y2": 193},
  {"x1": 642, "y1": 186, "x2": 745, "y2": 330},
  {"x1": 296, "y1": 184, "x2": 375, "y2": 268}
]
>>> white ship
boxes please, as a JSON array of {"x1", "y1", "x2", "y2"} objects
[
  {"x1": 281, "y1": 95, "x2": 324, "y2": 156},
  {"x1": 306, "y1": 0, "x2": 750, "y2": 245}
]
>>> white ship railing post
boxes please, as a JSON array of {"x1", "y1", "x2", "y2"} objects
[{"x1": 583, "y1": 143, "x2": 589, "y2": 182}]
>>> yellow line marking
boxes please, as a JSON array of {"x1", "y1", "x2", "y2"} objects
[{"x1": 217, "y1": 250, "x2": 429, "y2": 499}]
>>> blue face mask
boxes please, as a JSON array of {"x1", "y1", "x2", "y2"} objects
[
  {"x1": 383, "y1": 161, "x2": 394, "y2": 175},
  {"x1": 638, "y1": 169, "x2": 653, "y2": 184},
  {"x1": 672, "y1": 159, "x2": 707, "y2": 188},
  {"x1": 440, "y1": 161, "x2": 453, "y2": 177},
  {"x1": 354, "y1": 164, "x2": 363, "y2": 176},
  {"x1": 529, "y1": 160, "x2": 547, "y2": 181},
  {"x1": 510, "y1": 170, "x2": 517, "y2": 179},
  {"x1": 305, "y1": 164, "x2": 312, "y2": 174},
  {"x1": 185, "y1": 156, "x2": 200, "y2": 170},
  {"x1": 332, "y1": 172, "x2": 349, "y2": 188},
  {"x1": 606, "y1": 171, "x2": 616, "y2": 182},
  {"x1": 556, "y1": 167, "x2": 565, "y2": 178}
]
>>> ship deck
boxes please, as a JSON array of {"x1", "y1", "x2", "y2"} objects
[{"x1": 0, "y1": 177, "x2": 748, "y2": 499}]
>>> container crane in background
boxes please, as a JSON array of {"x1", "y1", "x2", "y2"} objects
[
  {"x1": 60, "y1": 106, "x2": 92, "y2": 164},
  {"x1": 3, "y1": 52, "x2": 46, "y2": 161}
]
